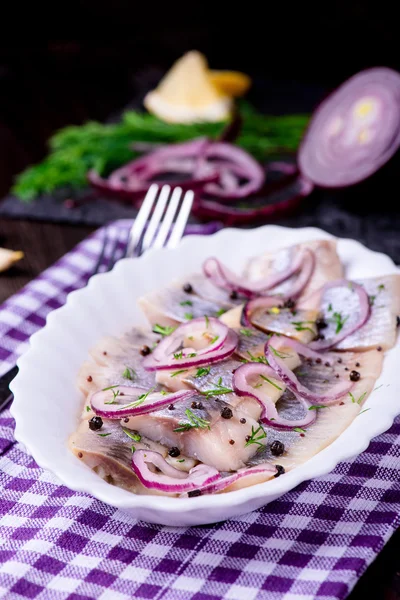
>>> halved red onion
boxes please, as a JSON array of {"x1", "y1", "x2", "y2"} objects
[
  {"x1": 143, "y1": 329, "x2": 238, "y2": 371},
  {"x1": 233, "y1": 362, "x2": 316, "y2": 429},
  {"x1": 204, "y1": 248, "x2": 315, "y2": 300},
  {"x1": 90, "y1": 387, "x2": 195, "y2": 419},
  {"x1": 183, "y1": 464, "x2": 278, "y2": 496},
  {"x1": 309, "y1": 280, "x2": 371, "y2": 351},
  {"x1": 265, "y1": 336, "x2": 353, "y2": 405},
  {"x1": 299, "y1": 67, "x2": 400, "y2": 187},
  {"x1": 132, "y1": 450, "x2": 220, "y2": 492}
]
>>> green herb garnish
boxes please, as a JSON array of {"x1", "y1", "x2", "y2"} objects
[
  {"x1": 293, "y1": 427, "x2": 306, "y2": 434},
  {"x1": 122, "y1": 367, "x2": 136, "y2": 380},
  {"x1": 240, "y1": 328, "x2": 254, "y2": 337},
  {"x1": 327, "y1": 303, "x2": 333, "y2": 312},
  {"x1": 177, "y1": 459, "x2": 185, "y2": 463},
  {"x1": 180, "y1": 300, "x2": 193, "y2": 306},
  {"x1": 330, "y1": 311, "x2": 349, "y2": 334},
  {"x1": 86, "y1": 406, "x2": 91, "y2": 412},
  {"x1": 269, "y1": 346, "x2": 290, "y2": 359},
  {"x1": 173, "y1": 409, "x2": 210, "y2": 432},
  {"x1": 202, "y1": 377, "x2": 234, "y2": 398},
  {"x1": 195, "y1": 367, "x2": 211, "y2": 378},
  {"x1": 259, "y1": 374, "x2": 282, "y2": 391},
  {"x1": 291, "y1": 321, "x2": 315, "y2": 334},
  {"x1": 245, "y1": 424, "x2": 267, "y2": 449},
  {"x1": 152, "y1": 324, "x2": 176, "y2": 336},
  {"x1": 131, "y1": 445, "x2": 136, "y2": 453},
  {"x1": 349, "y1": 391, "x2": 367, "y2": 404},
  {"x1": 102, "y1": 384, "x2": 119, "y2": 391},
  {"x1": 184, "y1": 312, "x2": 194, "y2": 320},
  {"x1": 369, "y1": 295, "x2": 376, "y2": 306},
  {"x1": 378, "y1": 284, "x2": 385, "y2": 291},
  {"x1": 209, "y1": 335, "x2": 219, "y2": 345},
  {"x1": 170, "y1": 369, "x2": 188, "y2": 378},
  {"x1": 173, "y1": 351, "x2": 183, "y2": 359},
  {"x1": 247, "y1": 351, "x2": 269, "y2": 365},
  {"x1": 204, "y1": 315, "x2": 209, "y2": 328},
  {"x1": 215, "y1": 308, "x2": 227, "y2": 317},
  {"x1": 97, "y1": 433, "x2": 111, "y2": 437},
  {"x1": 105, "y1": 388, "x2": 120, "y2": 404},
  {"x1": 117, "y1": 386, "x2": 155, "y2": 410},
  {"x1": 123, "y1": 429, "x2": 141, "y2": 442},
  {"x1": 359, "y1": 408, "x2": 371, "y2": 415},
  {"x1": 308, "y1": 405, "x2": 327, "y2": 410}
]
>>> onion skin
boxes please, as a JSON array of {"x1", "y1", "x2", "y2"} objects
[
  {"x1": 132, "y1": 450, "x2": 220, "y2": 492},
  {"x1": 90, "y1": 387, "x2": 196, "y2": 419}
]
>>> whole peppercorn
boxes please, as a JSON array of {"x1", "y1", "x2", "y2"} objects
[
  {"x1": 274, "y1": 465, "x2": 285, "y2": 478},
  {"x1": 230, "y1": 290, "x2": 238, "y2": 300},
  {"x1": 270, "y1": 440, "x2": 285, "y2": 457},
  {"x1": 140, "y1": 345, "x2": 151, "y2": 356},
  {"x1": 168, "y1": 447, "x2": 180, "y2": 458},
  {"x1": 183, "y1": 283, "x2": 193, "y2": 293},
  {"x1": 350, "y1": 370, "x2": 360, "y2": 382},
  {"x1": 221, "y1": 407, "x2": 233, "y2": 419},
  {"x1": 89, "y1": 416, "x2": 103, "y2": 431}
]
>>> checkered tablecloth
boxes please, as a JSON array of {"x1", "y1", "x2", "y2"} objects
[{"x1": 1, "y1": 220, "x2": 400, "y2": 600}]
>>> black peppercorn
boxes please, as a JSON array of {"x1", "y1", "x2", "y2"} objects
[
  {"x1": 270, "y1": 440, "x2": 285, "y2": 456},
  {"x1": 240, "y1": 418, "x2": 247, "y2": 424},
  {"x1": 344, "y1": 367, "x2": 349, "y2": 371},
  {"x1": 315, "y1": 334, "x2": 325, "y2": 341},
  {"x1": 284, "y1": 298, "x2": 295, "y2": 309},
  {"x1": 397, "y1": 316, "x2": 400, "y2": 328},
  {"x1": 183, "y1": 283, "x2": 193, "y2": 293},
  {"x1": 274, "y1": 465, "x2": 285, "y2": 478},
  {"x1": 221, "y1": 407, "x2": 233, "y2": 419},
  {"x1": 87, "y1": 375, "x2": 93, "y2": 382},
  {"x1": 229, "y1": 439, "x2": 235, "y2": 445},
  {"x1": 377, "y1": 346, "x2": 382, "y2": 352},
  {"x1": 316, "y1": 318, "x2": 328, "y2": 330},
  {"x1": 168, "y1": 404, "x2": 175, "y2": 410},
  {"x1": 89, "y1": 416, "x2": 103, "y2": 431},
  {"x1": 355, "y1": 362, "x2": 360, "y2": 367},
  {"x1": 230, "y1": 290, "x2": 238, "y2": 300},
  {"x1": 188, "y1": 489, "x2": 202, "y2": 497},
  {"x1": 123, "y1": 417, "x2": 129, "y2": 423},
  {"x1": 337, "y1": 358, "x2": 342, "y2": 364},
  {"x1": 324, "y1": 361, "x2": 331, "y2": 367},
  {"x1": 316, "y1": 358, "x2": 322, "y2": 364},
  {"x1": 350, "y1": 370, "x2": 360, "y2": 382},
  {"x1": 168, "y1": 447, "x2": 180, "y2": 458},
  {"x1": 140, "y1": 345, "x2": 151, "y2": 356},
  {"x1": 245, "y1": 435, "x2": 251, "y2": 442}
]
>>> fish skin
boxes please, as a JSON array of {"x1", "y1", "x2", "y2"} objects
[
  {"x1": 138, "y1": 275, "x2": 238, "y2": 327},
  {"x1": 300, "y1": 275, "x2": 400, "y2": 351},
  {"x1": 250, "y1": 306, "x2": 319, "y2": 343},
  {"x1": 123, "y1": 394, "x2": 266, "y2": 472},
  {"x1": 77, "y1": 328, "x2": 159, "y2": 419},
  {"x1": 249, "y1": 349, "x2": 383, "y2": 471},
  {"x1": 244, "y1": 240, "x2": 343, "y2": 302}
]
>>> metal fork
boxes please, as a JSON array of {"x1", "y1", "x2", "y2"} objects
[
  {"x1": 0, "y1": 184, "x2": 194, "y2": 411},
  {"x1": 92, "y1": 184, "x2": 194, "y2": 275}
]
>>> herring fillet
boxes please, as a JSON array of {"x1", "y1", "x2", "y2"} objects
[
  {"x1": 249, "y1": 348, "x2": 384, "y2": 471},
  {"x1": 243, "y1": 239, "x2": 343, "y2": 301}
]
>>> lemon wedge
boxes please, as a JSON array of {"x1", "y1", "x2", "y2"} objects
[
  {"x1": 144, "y1": 51, "x2": 233, "y2": 123},
  {"x1": 209, "y1": 70, "x2": 251, "y2": 97},
  {"x1": 0, "y1": 248, "x2": 23, "y2": 273}
]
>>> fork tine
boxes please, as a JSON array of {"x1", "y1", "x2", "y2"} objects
[
  {"x1": 105, "y1": 229, "x2": 122, "y2": 271},
  {"x1": 167, "y1": 190, "x2": 194, "y2": 249},
  {"x1": 92, "y1": 227, "x2": 109, "y2": 276},
  {"x1": 126, "y1": 183, "x2": 159, "y2": 257},
  {"x1": 152, "y1": 187, "x2": 182, "y2": 250},
  {"x1": 141, "y1": 185, "x2": 171, "y2": 252}
]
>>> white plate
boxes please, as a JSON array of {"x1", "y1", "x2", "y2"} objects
[{"x1": 10, "y1": 225, "x2": 400, "y2": 526}]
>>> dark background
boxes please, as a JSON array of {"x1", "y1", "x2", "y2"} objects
[{"x1": 0, "y1": 1, "x2": 399, "y2": 196}]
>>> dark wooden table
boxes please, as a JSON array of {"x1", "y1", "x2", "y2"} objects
[{"x1": 0, "y1": 216, "x2": 399, "y2": 599}]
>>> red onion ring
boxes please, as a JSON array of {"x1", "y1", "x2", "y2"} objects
[
  {"x1": 151, "y1": 317, "x2": 228, "y2": 362},
  {"x1": 298, "y1": 67, "x2": 400, "y2": 187},
  {"x1": 203, "y1": 249, "x2": 315, "y2": 300},
  {"x1": 265, "y1": 336, "x2": 353, "y2": 405},
  {"x1": 242, "y1": 297, "x2": 283, "y2": 326},
  {"x1": 90, "y1": 387, "x2": 195, "y2": 419},
  {"x1": 143, "y1": 329, "x2": 238, "y2": 371},
  {"x1": 233, "y1": 363, "x2": 316, "y2": 429},
  {"x1": 132, "y1": 450, "x2": 220, "y2": 492},
  {"x1": 309, "y1": 280, "x2": 371, "y2": 351},
  {"x1": 184, "y1": 464, "x2": 278, "y2": 495}
]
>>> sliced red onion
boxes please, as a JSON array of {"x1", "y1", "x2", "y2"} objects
[
  {"x1": 299, "y1": 67, "x2": 400, "y2": 187},
  {"x1": 195, "y1": 142, "x2": 265, "y2": 198},
  {"x1": 143, "y1": 329, "x2": 238, "y2": 371},
  {"x1": 184, "y1": 464, "x2": 278, "y2": 496},
  {"x1": 309, "y1": 280, "x2": 371, "y2": 351},
  {"x1": 242, "y1": 296, "x2": 283, "y2": 326},
  {"x1": 132, "y1": 450, "x2": 220, "y2": 492},
  {"x1": 204, "y1": 248, "x2": 315, "y2": 300},
  {"x1": 151, "y1": 317, "x2": 228, "y2": 362},
  {"x1": 233, "y1": 363, "x2": 316, "y2": 428},
  {"x1": 90, "y1": 387, "x2": 195, "y2": 419},
  {"x1": 265, "y1": 336, "x2": 353, "y2": 405}
]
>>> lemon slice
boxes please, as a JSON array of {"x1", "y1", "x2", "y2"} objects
[
  {"x1": 0, "y1": 248, "x2": 23, "y2": 273},
  {"x1": 209, "y1": 71, "x2": 251, "y2": 97},
  {"x1": 144, "y1": 51, "x2": 233, "y2": 123}
]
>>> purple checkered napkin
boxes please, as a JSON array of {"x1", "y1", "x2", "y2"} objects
[{"x1": 1, "y1": 220, "x2": 400, "y2": 600}]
